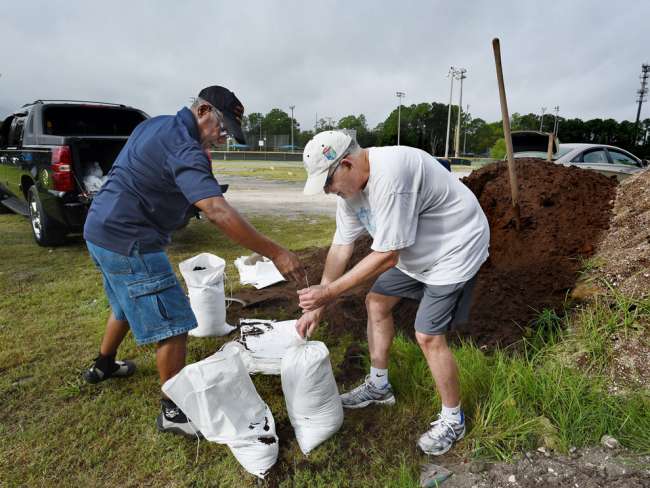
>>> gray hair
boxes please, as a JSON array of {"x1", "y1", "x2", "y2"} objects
[{"x1": 191, "y1": 97, "x2": 210, "y2": 110}]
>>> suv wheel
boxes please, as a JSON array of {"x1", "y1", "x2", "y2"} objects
[{"x1": 28, "y1": 186, "x2": 66, "y2": 246}]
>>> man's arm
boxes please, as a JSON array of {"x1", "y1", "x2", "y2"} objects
[
  {"x1": 194, "y1": 196, "x2": 304, "y2": 282},
  {"x1": 298, "y1": 249, "x2": 398, "y2": 312},
  {"x1": 295, "y1": 242, "x2": 354, "y2": 337}
]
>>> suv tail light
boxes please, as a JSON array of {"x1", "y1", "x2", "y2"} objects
[{"x1": 51, "y1": 145, "x2": 74, "y2": 192}]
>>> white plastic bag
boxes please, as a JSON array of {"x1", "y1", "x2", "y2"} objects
[
  {"x1": 162, "y1": 348, "x2": 278, "y2": 478},
  {"x1": 234, "y1": 254, "x2": 285, "y2": 289},
  {"x1": 237, "y1": 319, "x2": 304, "y2": 374},
  {"x1": 83, "y1": 162, "x2": 108, "y2": 193},
  {"x1": 179, "y1": 253, "x2": 235, "y2": 337},
  {"x1": 281, "y1": 341, "x2": 344, "y2": 454}
]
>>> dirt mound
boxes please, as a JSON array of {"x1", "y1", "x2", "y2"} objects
[
  {"x1": 229, "y1": 159, "x2": 617, "y2": 349},
  {"x1": 592, "y1": 168, "x2": 650, "y2": 298}
]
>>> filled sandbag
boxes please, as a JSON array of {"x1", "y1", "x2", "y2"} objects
[
  {"x1": 179, "y1": 253, "x2": 235, "y2": 337},
  {"x1": 237, "y1": 319, "x2": 304, "y2": 375},
  {"x1": 162, "y1": 348, "x2": 278, "y2": 478},
  {"x1": 281, "y1": 341, "x2": 344, "y2": 454}
]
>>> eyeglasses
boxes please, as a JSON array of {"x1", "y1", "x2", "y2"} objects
[
  {"x1": 324, "y1": 155, "x2": 346, "y2": 189},
  {"x1": 209, "y1": 105, "x2": 229, "y2": 137}
]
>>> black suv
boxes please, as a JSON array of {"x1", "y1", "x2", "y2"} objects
[{"x1": 0, "y1": 100, "x2": 148, "y2": 246}]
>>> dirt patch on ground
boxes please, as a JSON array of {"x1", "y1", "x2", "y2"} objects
[
  {"x1": 228, "y1": 159, "x2": 618, "y2": 351},
  {"x1": 592, "y1": 168, "x2": 650, "y2": 298}
]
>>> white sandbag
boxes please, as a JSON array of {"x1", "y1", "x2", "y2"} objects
[
  {"x1": 179, "y1": 253, "x2": 235, "y2": 337},
  {"x1": 83, "y1": 162, "x2": 108, "y2": 193},
  {"x1": 162, "y1": 348, "x2": 278, "y2": 478},
  {"x1": 238, "y1": 319, "x2": 304, "y2": 374},
  {"x1": 234, "y1": 254, "x2": 285, "y2": 289},
  {"x1": 281, "y1": 341, "x2": 344, "y2": 455}
]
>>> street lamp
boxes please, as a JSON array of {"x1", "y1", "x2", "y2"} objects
[
  {"x1": 539, "y1": 107, "x2": 547, "y2": 132},
  {"x1": 454, "y1": 68, "x2": 467, "y2": 158},
  {"x1": 396, "y1": 91, "x2": 405, "y2": 145},
  {"x1": 289, "y1": 105, "x2": 295, "y2": 152},
  {"x1": 444, "y1": 67, "x2": 456, "y2": 158},
  {"x1": 553, "y1": 106, "x2": 560, "y2": 135}
]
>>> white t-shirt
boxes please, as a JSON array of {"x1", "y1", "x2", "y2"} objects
[{"x1": 333, "y1": 146, "x2": 490, "y2": 285}]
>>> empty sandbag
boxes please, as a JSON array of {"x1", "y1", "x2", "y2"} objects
[
  {"x1": 281, "y1": 341, "x2": 344, "y2": 454},
  {"x1": 179, "y1": 253, "x2": 235, "y2": 337},
  {"x1": 234, "y1": 255, "x2": 285, "y2": 289},
  {"x1": 162, "y1": 348, "x2": 278, "y2": 478}
]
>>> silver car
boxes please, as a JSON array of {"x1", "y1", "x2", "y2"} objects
[
  {"x1": 511, "y1": 131, "x2": 648, "y2": 179},
  {"x1": 554, "y1": 144, "x2": 647, "y2": 180}
]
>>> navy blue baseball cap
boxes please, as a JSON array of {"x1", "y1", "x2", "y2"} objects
[{"x1": 198, "y1": 85, "x2": 246, "y2": 144}]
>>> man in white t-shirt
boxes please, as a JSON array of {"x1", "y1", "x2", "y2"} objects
[{"x1": 296, "y1": 130, "x2": 489, "y2": 456}]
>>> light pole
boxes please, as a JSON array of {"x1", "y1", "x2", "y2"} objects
[
  {"x1": 539, "y1": 107, "x2": 547, "y2": 132},
  {"x1": 553, "y1": 106, "x2": 560, "y2": 135},
  {"x1": 444, "y1": 66, "x2": 456, "y2": 158},
  {"x1": 463, "y1": 104, "x2": 470, "y2": 155},
  {"x1": 396, "y1": 91, "x2": 405, "y2": 145},
  {"x1": 289, "y1": 105, "x2": 295, "y2": 152},
  {"x1": 454, "y1": 68, "x2": 467, "y2": 158}
]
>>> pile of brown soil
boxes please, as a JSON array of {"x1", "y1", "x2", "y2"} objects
[
  {"x1": 228, "y1": 159, "x2": 618, "y2": 349},
  {"x1": 592, "y1": 168, "x2": 650, "y2": 298}
]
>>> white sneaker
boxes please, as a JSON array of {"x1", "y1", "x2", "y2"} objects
[{"x1": 417, "y1": 414, "x2": 466, "y2": 456}]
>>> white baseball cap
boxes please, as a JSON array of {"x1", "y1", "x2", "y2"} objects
[{"x1": 302, "y1": 130, "x2": 353, "y2": 195}]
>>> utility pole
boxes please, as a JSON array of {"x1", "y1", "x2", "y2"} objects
[
  {"x1": 552, "y1": 106, "x2": 560, "y2": 135},
  {"x1": 463, "y1": 104, "x2": 470, "y2": 154},
  {"x1": 635, "y1": 64, "x2": 649, "y2": 145},
  {"x1": 289, "y1": 105, "x2": 295, "y2": 151},
  {"x1": 396, "y1": 91, "x2": 405, "y2": 145},
  {"x1": 539, "y1": 106, "x2": 547, "y2": 132},
  {"x1": 454, "y1": 68, "x2": 467, "y2": 157},
  {"x1": 444, "y1": 66, "x2": 456, "y2": 158}
]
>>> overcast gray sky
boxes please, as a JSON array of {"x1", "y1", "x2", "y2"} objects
[{"x1": 1, "y1": 0, "x2": 649, "y2": 130}]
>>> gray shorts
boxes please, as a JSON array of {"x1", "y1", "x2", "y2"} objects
[{"x1": 370, "y1": 267, "x2": 478, "y2": 336}]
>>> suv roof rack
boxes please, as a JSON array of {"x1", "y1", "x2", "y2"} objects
[{"x1": 22, "y1": 100, "x2": 129, "y2": 108}]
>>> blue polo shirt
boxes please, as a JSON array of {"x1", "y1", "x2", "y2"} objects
[{"x1": 84, "y1": 107, "x2": 222, "y2": 255}]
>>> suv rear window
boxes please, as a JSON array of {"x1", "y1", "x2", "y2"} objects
[{"x1": 42, "y1": 106, "x2": 146, "y2": 136}]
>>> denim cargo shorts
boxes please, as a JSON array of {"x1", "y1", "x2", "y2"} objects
[{"x1": 86, "y1": 241, "x2": 197, "y2": 345}]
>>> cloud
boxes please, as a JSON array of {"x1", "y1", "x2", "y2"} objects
[{"x1": 1, "y1": 0, "x2": 648, "y2": 128}]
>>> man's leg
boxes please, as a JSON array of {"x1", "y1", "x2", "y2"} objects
[
  {"x1": 415, "y1": 332, "x2": 460, "y2": 408},
  {"x1": 340, "y1": 292, "x2": 401, "y2": 408},
  {"x1": 155, "y1": 333, "x2": 202, "y2": 438},
  {"x1": 84, "y1": 312, "x2": 136, "y2": 384},
  {"x1": 156, "y1": 333, "x2": 187, "y2": 385},
  {"x1": 366, "y1": 292, "x2": 401, "y2": 369},
  {"x1": 99, "y1": 312, "x2": 130, "y2": 356}
]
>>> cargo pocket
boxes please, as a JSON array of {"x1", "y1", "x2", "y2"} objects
[{"x1": 127, "y1": 273, "x2": 194, "y2": 332}]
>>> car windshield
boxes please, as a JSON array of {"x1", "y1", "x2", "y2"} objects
[
  {"x1": 555, "y1": 146, "x2": 572, "y2": 158},
  {"x1": 42, "y1": 106, "x2": 146, "y2": 136}
]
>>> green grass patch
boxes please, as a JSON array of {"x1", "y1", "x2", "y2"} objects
[
  {"x1": 212, "y1": 160, "x2": 475, "y2": 183},
  {"x1": 1, "y1": 212, "x2": 648, "y2": 486}
]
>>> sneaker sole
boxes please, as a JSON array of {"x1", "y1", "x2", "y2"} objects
[
  {"x1": 342, "y1": 396, "x2": 396, "y2": 409},
  {"x1": 417, "y1": 429, "x2": 466, "y2": 456},
  {"x1": 156, "y1": 415, "x2": 203, "y2": 439}
]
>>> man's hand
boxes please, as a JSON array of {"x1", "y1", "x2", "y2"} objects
[
  {"x1": 296, "y1": 308, "x2": 323, "y2": 338},
  {"x1": 298, "y1": 284, "x2": 335, "y2": 311},
  {"x1": 272, "y1": 248, "x2": 305, "y2": 283}
]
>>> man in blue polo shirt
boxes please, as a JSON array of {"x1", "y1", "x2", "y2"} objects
[{"x1": 83, "y1": 85, "x2": 304, "y2": 438}]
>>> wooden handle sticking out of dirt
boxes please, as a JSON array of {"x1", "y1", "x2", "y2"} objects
[{"x1": 492, "y1": 38, "x2": 521, "y2": 230}]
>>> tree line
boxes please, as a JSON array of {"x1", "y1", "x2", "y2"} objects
[{"x1": 242, "y1": 103, "x2": 650, "y2": 159}]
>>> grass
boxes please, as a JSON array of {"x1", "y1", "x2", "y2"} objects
[
  {"x1": 1, "y1": 211, "x2": 649, "y2": 487},
  {"x1": 212, "y1": 160, "x2": 477, "y2": 183}
]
